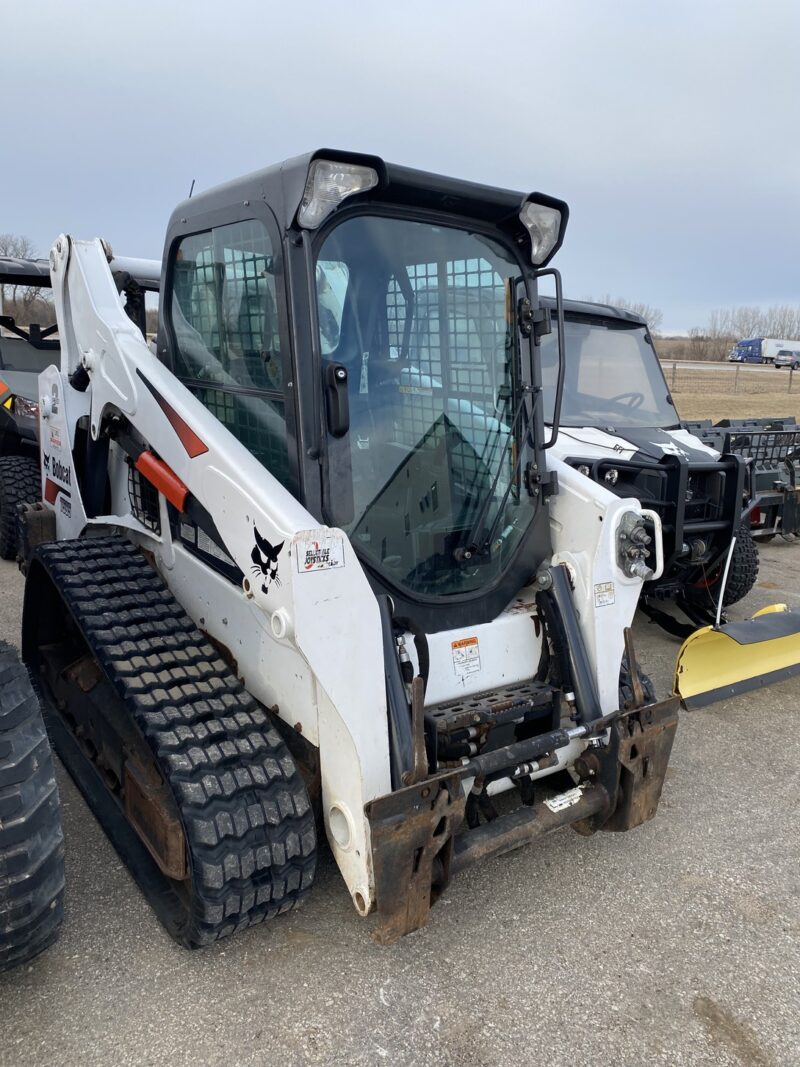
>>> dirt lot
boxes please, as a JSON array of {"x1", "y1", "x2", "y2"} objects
[
  {"x1": 1, "y1": 545, "x2": 800, "y2": 1066},
  {"x1": 666, "y1": 361, "x2": 800, "y2": 422},
  {"x1": 674, "y1": 392, "x2": 800, "y2": 422}
]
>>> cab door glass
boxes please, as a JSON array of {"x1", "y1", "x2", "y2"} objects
[{"x1": 169, "y1": 220, "x2": 292, "y2": 487}]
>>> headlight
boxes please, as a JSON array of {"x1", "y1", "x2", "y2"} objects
[
  {"x1": 298, "y1": 159, "x2": 379, "y2": 229},
  {"x1": 13, "y1": 395, "x2": 39, "y2": 419},
  {"x1": 519, "y1": 200, "x2": 564, "y2": 266}
]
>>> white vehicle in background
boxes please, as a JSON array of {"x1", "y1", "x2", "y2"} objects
[{"x1": 730, "y1": 337, "x2": 800, "y2": 365}]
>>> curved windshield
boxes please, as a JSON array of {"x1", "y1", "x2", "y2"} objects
[
  {"x1": 541, "y1": 318, "x2": 678, "y2": 429},
  {"x1": 315, "y1": 214, "x2": 538, "y2": 598}
]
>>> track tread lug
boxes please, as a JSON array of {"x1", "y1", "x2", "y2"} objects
[{"x1": 27, "y1": 537, "x2": 316, "y2": 949}]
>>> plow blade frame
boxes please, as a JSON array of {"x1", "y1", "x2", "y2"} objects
[{"x1": 675, "y1": 604, "x2": 800, "y2": 709}]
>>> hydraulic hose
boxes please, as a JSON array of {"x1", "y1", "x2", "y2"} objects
[{"x1": 377, "y1": 595, "x2": 415, "y2": 788}]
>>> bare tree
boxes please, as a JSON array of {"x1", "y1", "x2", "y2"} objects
[
  {"x1": 0, "y1": 233, "x2": 38, "y2": 318},
  {"x1": 591, "y1": 295, "x2": 664, "y2": 334},
  {"x1": 686, "y1": 304, "x2": 800, "y2": 361}
]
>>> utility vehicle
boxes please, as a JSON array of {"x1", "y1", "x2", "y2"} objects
[{"x1": 538, "y1": 299, "x2": 759, "y2": 635}]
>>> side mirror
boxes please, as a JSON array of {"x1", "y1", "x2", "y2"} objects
[{"x1": 536, "y1": 267, "x2": 566, "y2": 449}]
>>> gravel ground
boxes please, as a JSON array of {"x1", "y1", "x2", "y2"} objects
[{"x1": 1, "y1": 545, "x2": 798, "y2": 1067}]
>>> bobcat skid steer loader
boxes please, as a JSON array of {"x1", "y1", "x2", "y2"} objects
[
  {"x1": 537, "y1": 299, "x2": 800, "y2": 707},
  {"x1": 4, "y1": 151, "x2": 776, "y2": 952}
]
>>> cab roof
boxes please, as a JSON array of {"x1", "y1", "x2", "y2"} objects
[{"x1": 167, "y1": 148, "x2": 554, "y2": 238}]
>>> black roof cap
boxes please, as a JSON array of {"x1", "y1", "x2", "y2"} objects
[
  {"x1": 541, "y1": 294, "x2": 647, "y2": 326},
  {"x1": 169, "y1": 148, "x2": 564, "y2": 239}
]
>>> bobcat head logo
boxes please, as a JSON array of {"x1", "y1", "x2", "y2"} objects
[{"x1": 251, "y1": 527, "x2": 283, "y2": 594}]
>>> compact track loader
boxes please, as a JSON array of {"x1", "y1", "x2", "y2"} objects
[{"x1": 6, "y1": 151, "x2": 795, "y2": 954}]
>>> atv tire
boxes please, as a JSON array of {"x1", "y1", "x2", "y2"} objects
[
  {"x1": 0, "y1": 456, "x2": 41, "y2": 560},
  {"x1": 690, "y1": 526, "x2": 760, "y2": 610},
  {"x1": 0, "y1": 641, "x2": 65, "y2": 972},
  {"x1": 619, "y1": 657, "x2": 656, "y2": 710},
  {"x1": 712, "y1": 527, "x2": 759, "y2": 610},
  {"x1": 718, "y1": 526, "x2": 760, "y2": 606}
]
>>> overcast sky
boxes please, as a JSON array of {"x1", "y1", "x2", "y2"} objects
[{"x1": 3, "y1": 0, "x2": 799, "y2": 332}]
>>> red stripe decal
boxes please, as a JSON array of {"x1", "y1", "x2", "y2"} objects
[
  {"x1": 44, "y1": 478, "x2": 60, "y2": 504},
  {"x1": 136, "y1": 371, "x2": 208, "y2": 458}
]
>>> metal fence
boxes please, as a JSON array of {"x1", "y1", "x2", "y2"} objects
[{"x1": 662, "y1": 361, "x2": 800, "y2": 395}]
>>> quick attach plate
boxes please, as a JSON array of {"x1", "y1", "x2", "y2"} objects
[{"x1": 365, "y1": 770, "x2": 466, "y2": 945}]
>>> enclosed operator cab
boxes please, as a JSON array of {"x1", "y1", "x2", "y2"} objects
[{"x1": 156, "y1": 152, "x2": 569, "y2": 632}]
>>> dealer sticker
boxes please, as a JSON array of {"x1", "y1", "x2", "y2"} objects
[
  {"x1": 544, "y1": 786, "x2": 585, "y2": 813},
  {"x1": 296, "y1": 536, "x2": 345, "y2": 573},
  {"x1": 594, "y1": 581, "x2": 615, "y2": 608},
  {"x1": 451, "y1": 636, "x2": 482, "y2": 678}
]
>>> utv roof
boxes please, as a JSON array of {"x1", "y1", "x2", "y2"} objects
[
  {"x1": 0, "y1": 255, "x2": 160, "y2": 292},
  {"x1": 541, "y1": 295, "x2": 647, "y2": 326},
  {"x1": 168, "y1": 148, "x2": 556, "y2": 237}
]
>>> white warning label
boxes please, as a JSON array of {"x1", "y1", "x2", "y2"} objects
[
  {"x1": 451, "y1": 636, "x2": 482, "y2": 678},
  {"x1": 544, "y1": 786, "x2": 585, "y2": 813},
  {"x1": 594, "y1": 581, "x2": 615, "y2": 608},
  {"x1": 296, "y1": 536, "x2": 345, "y2": 574}
]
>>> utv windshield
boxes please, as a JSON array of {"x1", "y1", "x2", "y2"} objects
[
  {"x1": 540, "y1": 317, "x2": 679, "y2": 429},
  {"x1": 315, "y1": 214, "x2": 537, "y2": 598}
]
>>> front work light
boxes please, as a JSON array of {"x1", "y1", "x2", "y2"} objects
[
  {"x1": 298, "y1": 159, "x2": 379, "y2": 229},
  {"x1": 519, "y1": 200, "x2": 563, "y2": 266},
  {"x1": 13, "y1": 395, "x2": 40, "y2": 419}
]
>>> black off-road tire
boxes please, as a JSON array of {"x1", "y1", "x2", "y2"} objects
[
  {"x1": 689, "y1": 526, "x2": 760, "y2": 610},
  {"x1": 719, "y1": 526, "x2": 760, "y2": 606},
  {"x1": 619, "y1": 657, "x2": 656, "y2": 710},
  {"x1": 0, "y1": 641, "x2": 65, "y2": 972},
  {"x1": 0, "y1": 456, "x2": 41, "y2": 560}
]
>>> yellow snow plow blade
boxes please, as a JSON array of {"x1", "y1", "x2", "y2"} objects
[{"x1": 675, "y1": 604, "x2": 800, "y2": 709}]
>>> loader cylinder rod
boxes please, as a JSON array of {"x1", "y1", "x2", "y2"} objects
[
  {"x1": 547, "y1": 565, "x2": 604, "y2": 724},
  {"x1": 463, "y1": 727, "x2": 575, "y2": 779},
  {"x1": 377, "y1": 595, "x2": 415, "y2": 789},
  {"x1": 134, "y1": 452, "x2": 189, "y2": 513}
]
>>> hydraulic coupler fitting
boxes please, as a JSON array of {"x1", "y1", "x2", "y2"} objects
[{"x1": 617, "y1": 511, "x2": 654, "y2": 580}]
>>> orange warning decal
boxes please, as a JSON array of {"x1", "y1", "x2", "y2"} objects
[{"x1": 136, "y1": 371, "x2": 208, "y2": 458}]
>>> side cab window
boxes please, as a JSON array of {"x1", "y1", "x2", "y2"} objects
[{"x1": 167, "y1": 219, "x2": 292, "y2": 488}]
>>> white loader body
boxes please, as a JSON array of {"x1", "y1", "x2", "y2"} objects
[{"x1": 37, "y1": 236, "x2": 661, "y2": 914}]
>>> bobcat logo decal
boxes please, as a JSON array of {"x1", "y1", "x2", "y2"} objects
[{"x1": 251, "y1": 527, "x2": 284, "y2": 594}]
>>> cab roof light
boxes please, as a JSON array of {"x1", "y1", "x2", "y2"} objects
[
  {"x1": 297, "y1": 159, "x2": 379, "y2": 229},
  {"x1": 519, "y1": 200, "x2": 564, "y2": 267}
]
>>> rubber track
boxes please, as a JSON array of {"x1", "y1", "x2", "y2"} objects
[
  {"x1": 32, "y1": 537, "x2": 316, "y2": 948},
  {"x1": 0, "y1": 455, "x2": 41, "y2": 560},
  {"x1": 0, "y1": 641, "x2": 65, "y2": 971}
]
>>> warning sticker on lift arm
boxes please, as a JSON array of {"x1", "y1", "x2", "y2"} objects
[
  {"x1": 451, "y1": 636, "x2": 482, "y2": 678},
  {"x1": 594, "y1": 581, "x2": 615, "y2": 607}
]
